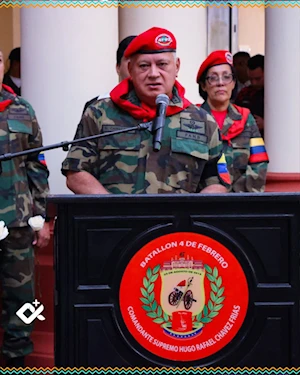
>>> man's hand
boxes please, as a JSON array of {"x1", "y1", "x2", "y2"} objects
[
  {"x1": 253, "y1": 115, "x2": 264, "y2": 131},
  {"x1": 200, "y1": 184, "x2": 228, "y2": 193},
  {"x1": 33, "y1": 222, "x2": 51, "y2": 249}
]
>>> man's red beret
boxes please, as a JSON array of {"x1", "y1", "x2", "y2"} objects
[
  {"x1": 196, "y1": 50, "x2": 233, "y2": 83},
  {"x1": 124, "y1": 27, "x2": 177, "y2": 58}
]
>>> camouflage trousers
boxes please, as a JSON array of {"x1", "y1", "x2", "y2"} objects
[{"x1": 0, "y1": 226, "x2": 35, "y2": 359}]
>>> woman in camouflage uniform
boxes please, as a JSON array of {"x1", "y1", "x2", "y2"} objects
[{"x1": 196, "y1": 50, "x2": 269, "y2": 193}]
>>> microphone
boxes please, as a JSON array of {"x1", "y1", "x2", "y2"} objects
[{"x1": 152, "y1": 93, "x2": 170, "y2": 152}]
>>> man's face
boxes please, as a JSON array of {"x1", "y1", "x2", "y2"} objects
[
  {"x1": 128, "y1": 52, "x2": 180, "y2": 106},
  {"x1": 13, "y1": 60, "x2": 21, "y2": 78},
  {"x1": 116, "y1": 56, "x2": 130, "y2": 81},
  {"x1": 248, "y1": 67, "x2": 264, "y2": 89},
  {"x1": 233, "y1": 56, "x2": 249, "y2": 83},
  {"x1": 0, "y1": 51, "x2": 4, "y2": 87}
]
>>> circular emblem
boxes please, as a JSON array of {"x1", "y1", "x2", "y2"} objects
[
  {"x1": 155, "y1": 34, "x2": 173, "y2": 47},
  {"x1": 119, "y1": 232, "x2": 249, "y2": 362},
  {"x1": 225, "y1": 51, "x2": 233, "y2": 65}
]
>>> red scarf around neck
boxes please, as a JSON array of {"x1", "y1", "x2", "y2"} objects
[
  {"x1": 110, "y1": 78, "x2": 191, "y2": 122},
  {"x1": 198, "y1": 103, "x2": 249, "y2": 141},
  {"x1": 0, "y1": 84, "x2": 16, "y2": 112},
  {"x1": 221, "y1": 105, "x2": 250, "y2": 141}
]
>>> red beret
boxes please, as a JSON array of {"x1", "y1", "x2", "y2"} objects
[
  {"x1": 124, "y1": 27, "x2": 176, "y2": 58},
  {"x1": 196, "y1": 50, "x2": 233, "y2": 83}
]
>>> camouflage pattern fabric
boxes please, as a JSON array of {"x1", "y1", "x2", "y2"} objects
[
  {"x1": 202, "y1": 102, "x2": 268, "y2": 193},
  {"x1": 62, "y1": 88, "x2": 230, "y2": 193},
  {"x1": 0, "y1": 227, "x2": 35, "y2": 358},
  {"x1": 0, "y1": 87, "x2": 50, "y2": 359},
  {"x1": 0, "y1": 87, "x2": 50, "y2": 227}
]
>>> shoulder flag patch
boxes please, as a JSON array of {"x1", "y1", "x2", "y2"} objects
[
  {"x1": 217, "y1": 153, "x2": 231, "y2": 185},
  {"x1": 38, "y1": 151, "x2": 47, "y2": 166},
  {"x1": 249, "y1": 138, "x2": 269, "y2": 163}
]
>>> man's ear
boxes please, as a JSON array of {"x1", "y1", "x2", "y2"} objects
[
  {"x1": 175, "y1": 57, "x2": 180, "y2": 76},
  {"x1": 127, "y1": 60, "x2": 133, "y2": 76},
  {"x1": 116, "y1": 64, "x2": 120, "y2": 76}
]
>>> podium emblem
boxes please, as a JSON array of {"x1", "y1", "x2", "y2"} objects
[{"x1": 119, "y1": 232, "x2": 249, "y2": 362}]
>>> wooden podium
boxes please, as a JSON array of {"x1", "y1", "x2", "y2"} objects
[{"x1": 47, "y1": 193, "x2": 300, "y2": 368}]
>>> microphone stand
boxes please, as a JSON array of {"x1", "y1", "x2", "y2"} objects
[
  {"x1": 0, "y1": 122, "x2": 154, "y2": 219},
  {"x1": 0, "y1": 122, "x2": 152, "y2": 171}
]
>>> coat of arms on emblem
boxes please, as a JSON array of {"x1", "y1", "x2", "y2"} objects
[{"x1": 140, "y1": 254, "x2": 225, "y2": 340}]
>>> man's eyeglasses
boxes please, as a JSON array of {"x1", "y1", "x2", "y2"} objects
[{"x1": 205, "y1": 73, "x2": 234, "y2": 86}]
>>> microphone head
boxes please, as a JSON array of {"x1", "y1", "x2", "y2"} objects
[{"x1": 155, "y1": 94, "x2": 170, "y2": 106}]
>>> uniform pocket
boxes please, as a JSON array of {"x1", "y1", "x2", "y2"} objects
[
  {"x1": 165, "y1": 138, "x2": 209, "y2": 192},
  {"x1": 97, "y1": 131, "x2": 141, "y2": 187},
  {"x1": 7, "y1": 119, "x2": 33, "y2": 134},
  {"x1": 231, "y1": 138, "x2": 250, "y2": 171},
  {"x1": 7, "y1": 119, "x2": 33, "y2": 154}
]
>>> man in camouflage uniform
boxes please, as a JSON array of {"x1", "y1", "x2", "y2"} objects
[
  {"x1": 62, "y1": 27, "x2": 230, "y2": 194},
  {"x1": 0, "y1": 49, "x2": 50, "y2": 368},
  {"x1": 235, "y1": 55, "x2": 265, "y2": 138}
]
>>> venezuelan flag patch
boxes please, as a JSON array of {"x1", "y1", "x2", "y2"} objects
[
  {"x1": 249, "y1": 138, "x2": 269, "y2": 163},
  {"x1": 217, "y1": 153, "x2": 231, "y2": 185},
  {"x1": 38, "y1": 151, "x2": 47, "y2": 166}
]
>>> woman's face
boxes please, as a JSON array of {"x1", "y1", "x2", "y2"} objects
[
  {"x1": 0, "y1": 51, "x2": 4, "y2": 89},
  {"x1": 201, "y1": 64, "x2": 235, "y2": 105}
]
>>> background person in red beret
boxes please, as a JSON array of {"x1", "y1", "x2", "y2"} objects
[
  {"x1": 196, "y1": 50, "x2": 269, "y2": 193},
  {"x1": 62, "y1": 27, "x2": 231, "y2": 195}
]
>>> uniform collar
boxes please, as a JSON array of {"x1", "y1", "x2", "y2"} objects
[
  {"x1": 202, "y1": 101, "x2": 244, "y2": 140},
  {"x1": 0, "y1": 85, "x2": 17, "y2": 112}
]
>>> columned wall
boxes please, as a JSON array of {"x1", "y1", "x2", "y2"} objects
[
  {"x1": 21, "y1": 7, "x2": 118, "y2": 194},
  {"x1": 265, "y1": 8, "x2": 300, "y2": 191}
]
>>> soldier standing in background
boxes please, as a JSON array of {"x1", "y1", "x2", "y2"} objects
[
  {"x1": 235, "y1": 55, "x2": 265, "y2": 138},
  {"x1": 3, "y1": 48, "x2": 21, "y2": 97},
  {"x1": 0, "y1": 48, "x2": 50, "y2": 368},
  {"x1": 196, "y1": 50, "x2": 268, "y2": 193}
]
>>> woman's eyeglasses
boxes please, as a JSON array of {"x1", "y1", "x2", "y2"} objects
[{"x1": 205, "y1": 73, "x2": 234, "y2": 86}]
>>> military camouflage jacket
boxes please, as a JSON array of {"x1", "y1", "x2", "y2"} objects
[
  {"x1": 202, "y1": 102, "x2": 269, "y2": 193},
  {"x1": 62, "y1": 88, "x2": 229, "y2": 194},
  {"x1": 0, "y1": 87, "x2": 50, "y2": 227}
]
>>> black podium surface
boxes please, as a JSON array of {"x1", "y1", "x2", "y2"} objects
[{"x1": 47, "y1": 193, "x2": 300, "y2": 368}]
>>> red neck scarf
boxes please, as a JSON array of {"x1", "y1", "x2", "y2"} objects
[
  {"x1": 110, "y1": 78, "x2": 191, "y2": 122},
  {"x1": 199, "y1": 102, "x2": 249, "y2": 141},
  {"x1": 221, "y1": 105, "x2": 250, "y2": 141},
  {"x1": 0, "y1": 84, "x2": 16, "y2": 112}
]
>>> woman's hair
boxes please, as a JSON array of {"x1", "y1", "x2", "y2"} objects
[{"x1": 198, "y1": 64, "x2": 238, "y2": 101}]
